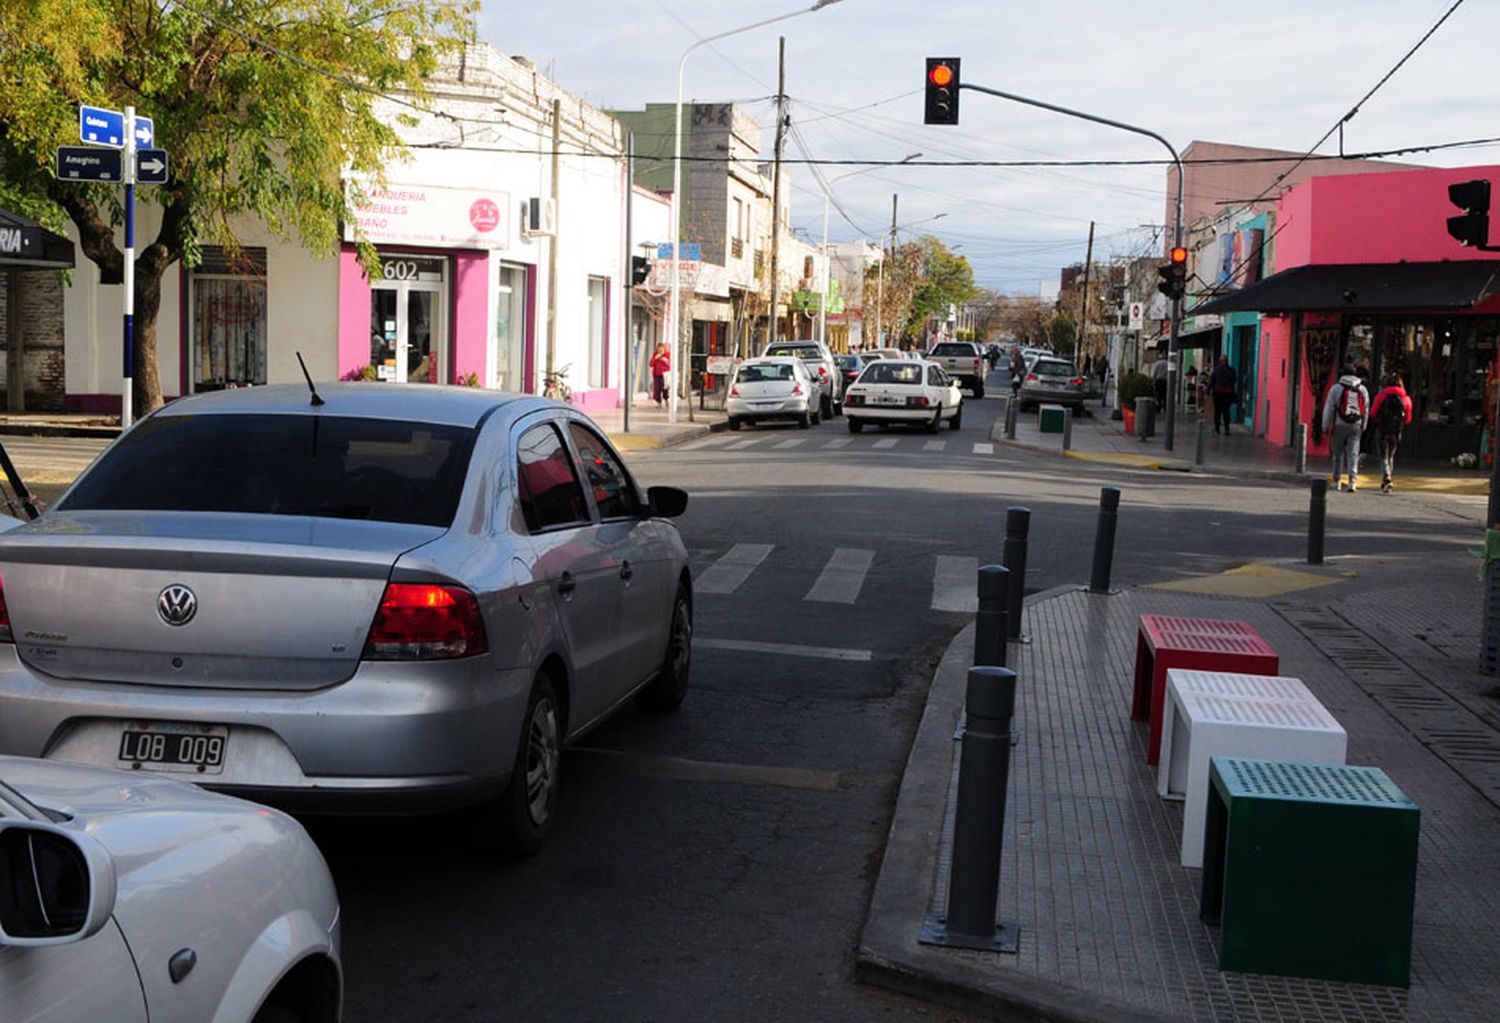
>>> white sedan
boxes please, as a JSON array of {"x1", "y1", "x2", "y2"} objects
[
  {"x1": 725, "y1": 357, "x2": 820, "y2": 429},
  {"x1": 0, "y1": 755, "x2": 340, "y2": 1022},
  {"x1": 842, "y1": 359, "x2": 963, "y2": 433}
]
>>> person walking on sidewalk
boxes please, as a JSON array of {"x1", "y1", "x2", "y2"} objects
[
  {"x1": 1209, "y1": 354, "x2": 1238, "y2": 434},
  {"x1": 649, "y1": 342, "x2": 671, "y2": 406},
  {"x1": 1151, "y1": 353, "x2": 1169, "y2": 410},
  {"x1": 1321, "y1": 364, "x2": 1370, "y2": 491},
  {"x1": 1370, "y1": 372, "x2": 1414, "y2": 493},
  {"x1": 1009, "y1": 346, "x2": 1025, "y2": 397}
]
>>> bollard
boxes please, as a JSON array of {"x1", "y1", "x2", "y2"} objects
[
  {"x1": 1089, "y1": 487, "x2": 1121, "y2": 594},
  {"x1": 1135, "y1": 397, "x2": 1153, "y2": 440},
  {"x1": 1308, "y1": 476, "x2": 1327, "y2": 565},
  {"x1": 974, "y1": 565, "x2": 1009, "y2": 668},
  {"x1": 1005, "y1": 396, "x2": 1018, "y2": 440},
  {"x1": 1061, "y1": 408, "x2": 1073, "y2": 451},
  {"x1": 1295, "y1": 422, "x2": 1309, "y2": 475},
  {"x1": 1195, "y1": 418, "x2": 1206, "y2": 466},
  {"x1": 919, "y1": 666, "x2": 1020, "y2": 953},
  {"x1": 1003, "y1": 507, "x2": 1030, "y2": 641}
]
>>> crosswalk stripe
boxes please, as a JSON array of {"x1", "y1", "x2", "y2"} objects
[
  {"x1": 823, "y1": 438, "x2": 852, "y2": 449},
  {"x1": 973, "y1": 442, "x2": 995, "y2": 455},
  {"x1": 725, "y1": 438, "x2": 761, "y2": 450},
  {"x1": 804, "y1": 547, "x2": 875, "y2": 604},
  {"x1": 931, "y1": 555, "x2": 980, "y2": 612},
  {"x1": 873, "y1": 438, "x2": 898, "y2": 450},
  {"x1": 696, "y1": 543, "x2": 774, "y2": 595},
  {"x1": 696, "y1": 638, "x2": 872, "y2": 662},
  {"x1": 923, "y1": 440, "x2": 947, "y2": 452},
  {"x1": 772, "y1": 438, "x2": 807, "y2": 450}
]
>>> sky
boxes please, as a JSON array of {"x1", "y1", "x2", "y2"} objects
[{"x1": 475, "y1": 0, "x2": 1499, "y2": 296}]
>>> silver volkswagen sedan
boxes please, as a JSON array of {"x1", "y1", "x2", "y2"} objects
[{"x1": 0, "y1": 384, "x2": 693, "y2": 857}]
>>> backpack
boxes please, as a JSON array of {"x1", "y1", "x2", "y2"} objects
[
  {"x1": 1377, "y1": 391, "x2": 1405, "y2": 436},
  {"x1": 1337, "y1": 384, "x2": 1366, "y2": 424}
]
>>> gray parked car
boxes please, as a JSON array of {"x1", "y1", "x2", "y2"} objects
[
  {"x1": 1018, "y1": 357, "x2": 1086, "y2": 412},
  {"x1": 0, "y1": 384, "x2": 693, "y2": 857}
]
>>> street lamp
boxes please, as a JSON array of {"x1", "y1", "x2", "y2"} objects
[
  {"x1": 668, "y1": 0, "x2": 843, "y2": 423},
  {"x1": 819, "y1": 152, "x2": 921, "y2": 349}
]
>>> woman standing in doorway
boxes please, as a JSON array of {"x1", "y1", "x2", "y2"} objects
[{"x1": 650, "y1": 342, "x2": 671, "y2": 406}]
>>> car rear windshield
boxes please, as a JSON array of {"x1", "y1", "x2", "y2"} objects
[
  {"x1": 737, "y1": 363, "x2": 796, "y2": 383},
  {"x1": 1033, "y1": 360, "x2": 1078, "y2": 377},
  {"x1": 860, "y1": 363, "x2": 924, "y2": 385},
  {"x1": 930, "y1": 343, "x2": 975, "y2": 356},
  {"x1": 765, "y1": 345, "x2": 819, "y2": 361},
  {"x1": 59, "y1": 413, "x2": 476, "y2": 527}
]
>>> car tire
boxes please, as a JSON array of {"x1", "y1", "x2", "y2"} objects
[
  {"x1": 494, "y1": 673, "x2": 562, "y2": 859},
  {"x1": 637, "y1": 586, "x2": 692, "y2": 712},
  {"x1": 949, "y1": 402, "x2": 963, "y2": 430},
  {"x1": 974, "y1": 382, "x2": 985, "y2": 399},
  {"x1": 811, "y1": 406, "x2": 821, "y2": 426},
  {"x1": 798, "y1": 411, "x2": 811, "y2": 429},
  {"x1": 926, "y1": 410, "x2": 941, "y2": 434},
  {"x1": 848, "y1": 418, "x2": 863, "y2": 433},
  {"x1": 251, "y1": 1004, "x2": 298, "y2": 1023},
  {"x1": 728, "y1": 417, "x2": 742, "y2": 431},
  {"x1": 821, "y1": 394, "x2": 833, "y2": 420}
]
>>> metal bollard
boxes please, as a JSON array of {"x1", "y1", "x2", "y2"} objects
[
  {"x1": 974, "y1": 565, "x2": 1009, "y2": 668},
  {"x1": 1061, "y1": 408, "x2": 1073, "y2": 451},
  {"x1": 1002, "y1": 507, "x2": 1030, "y2": 641},
  {"x1": 1308, "y1": 476, "x2": 1327, "y2": 565},
  {"x1": 1005, "y1": 396, "x2": 1018, "y2": 439},
  {"x1": 920, "y1": 666, "x2": 1020, "y2": 952},
  {"x1": 1195, "y1": 418, "x2": 1206, "y2": 466},
  {"x1": 1295, "y1": 422, "x2": 1308, "y2": 475},
  {"x1": 1089, "y1": 487, "x2": 1121, "y2": 594},
  {"x1": 1135, "y1": 397, "x2": 1153, "y2": 440}
]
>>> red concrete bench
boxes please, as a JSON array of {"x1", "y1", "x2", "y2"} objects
[{"x1": 1132, "y1": 615, "x2": 1279, "y2": 766}]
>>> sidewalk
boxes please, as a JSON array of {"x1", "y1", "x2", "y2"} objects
[
  {"x1": 992, "y1": 397, "x2": 1490, "y2": 496},
  {"x1": 859, "y1": 556, "x2": 1500, "y2": 1021}
]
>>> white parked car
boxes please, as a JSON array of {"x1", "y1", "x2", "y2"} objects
[
  {"x1": 726, "y1": 357, "x2": 820, "y2": 430},
  {"x1": 842, "y1": 359, "x2": 963, "y2": 433},
  {"x1": 0, "y1": 754, "x2": 340, "y2": 1023}
]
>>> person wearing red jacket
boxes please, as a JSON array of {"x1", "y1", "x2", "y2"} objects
[
  {"x1": 649, "y1": 342, "x2": 671, "y2": 406},
  {"x1": 1369, "y1": 372, "x2": 1414, "y2": 493}
]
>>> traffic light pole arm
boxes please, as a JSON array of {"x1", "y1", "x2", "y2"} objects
[{"x1": 959, "y1": 82, "x2": 1187, "y2": 449}]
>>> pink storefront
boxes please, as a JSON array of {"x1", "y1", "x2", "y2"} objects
[{"x1": 1196, "y1": 165, "x2": 1500, "y2": 462}]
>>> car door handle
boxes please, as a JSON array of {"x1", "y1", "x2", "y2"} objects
[
  {"x1": 620, "y1": 560, "x2": 634, "y2": 581},
  {"x1": 557, "y1": 572, "x2": 576, "y2": 596}
]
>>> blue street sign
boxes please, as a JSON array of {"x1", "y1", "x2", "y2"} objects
[
  {"x1": 656, "y1": 242, "x2": 702, "y2": 261},
  {"x1": 56, "y1": 146, "x2": 123, "y2": 182},
  {"x1": 133, "y1": 116, "x2": 154, "y2": 148},
  {"x1": 79, "y1": 105, "x2": 124, "y2": 148},
  {"x1": 136, "y1": 149, "x2": 169, "y2": 185}
]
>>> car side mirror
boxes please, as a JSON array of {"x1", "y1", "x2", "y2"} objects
[
  {"x1": 0, "y1": 821, "x2": 116, "y2": 946},
  {"x1": 647, "y1": 485, "x2": 688, "y2": 519}
]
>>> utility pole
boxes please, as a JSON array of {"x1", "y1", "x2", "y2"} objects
[
  {"x1": 766, "y1": 37, "x2": 788, "y2": 346},
  {"x1": 1077, "y1": 221, "x2": 1094, "y2": 362},
  {"x1": 545, "y1": 97, "x2": 561, "y2": 388}
]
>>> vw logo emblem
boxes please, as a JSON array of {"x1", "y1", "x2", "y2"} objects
[{"x1": 158, "y1": 585, "x2": 197, "y2": 627}]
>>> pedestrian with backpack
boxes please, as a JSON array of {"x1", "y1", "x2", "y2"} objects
[
  {"x1": 1369, "y1": 372, "x2": 1414, "y2": 493},
  {"x1": 1321, "y1": 364, "x2": 1370, "y2": 491}
]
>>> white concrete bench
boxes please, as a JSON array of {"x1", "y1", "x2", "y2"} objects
[{"x1": 1159, "y1": 669, "x2": 1347, "y2": 867}]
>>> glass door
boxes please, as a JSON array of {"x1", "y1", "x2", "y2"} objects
[
  {"x1": 369, "y1": 254, "x2": 447, "y2": 384},
  {"x1": 494, "y1": 263, "x2": 528, "y2": 391}
]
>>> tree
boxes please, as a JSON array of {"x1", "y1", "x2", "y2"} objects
[
  {"x1": 862, "y1": 235, "x2": 975, "y2": 345},
  {"x1": 0, "y1": 0, "x2": 474, "y2": 416},
  {"x1": 1049, "y1": 312, "x2": 1077, "y2": 357}
]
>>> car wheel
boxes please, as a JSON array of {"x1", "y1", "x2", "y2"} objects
[
  {"x1": 811, "y1": 405, "x2": 821, "y2": 426},
  {"x1": 949, "y1": 402, "x2": 963, "y2": 430},
  {"x1": 821, "y1": 394, "x2": 833, "y2": 419},
  {"x1": 798, "y1": 411, "x2": 811, "y2": 429},
  {"x1": 637, "y1": 586, "x2": 692, "y2": 712},
  {"x1": 251, "y1": 1004, "x2": 298, "y2": 1023},
  {"x1": 848, "y1": 418, "x2": 863, "y2": 433},
  {"x1": 728, "y1": 417, "x2": 742, "y2": 431},
  {"x1": 494, "y1": 674, "x2": 562, "y2": 858},
  {"x1": 926, "y1": 409, "x2": 941, "y2": 434},
  {"x1": 974, "y1": 382, "x2": 985, "y2": 399}
]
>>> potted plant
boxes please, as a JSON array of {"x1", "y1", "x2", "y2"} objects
[{"x1": 1117, "y1": 371, "x2": 1154, "y2": 434}]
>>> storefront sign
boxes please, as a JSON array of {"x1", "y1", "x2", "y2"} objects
[{"x1": 346, "y1": 182, "x2": 511, "y2": 249}]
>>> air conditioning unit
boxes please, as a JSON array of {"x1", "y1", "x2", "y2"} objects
[{"x1": 521, "y1": 197, "x2": 556, "y2": 237}]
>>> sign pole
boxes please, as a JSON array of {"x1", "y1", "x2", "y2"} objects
[{"x1": 121, "y1": 106, "x2": 136, "y2": 430}]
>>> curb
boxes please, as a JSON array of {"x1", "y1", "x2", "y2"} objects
[
  {"x1": 857, "y1": 585, "x2": 1174, "y2": 1023},
  {"x1": 0, "y1": 423, "x2": 120, "y2": 439},
  {"x1": 606, "y1": 418, "x2": 727, "y2": 452}
]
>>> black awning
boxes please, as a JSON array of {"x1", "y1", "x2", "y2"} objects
[
  {"x1": 0, "y1": 207, "x2": 74, "y2": 270},
  {"x1": 1191, "y1": 260, "x2": 1500, "y2": 316},
  {"x1": 1149, "y1": 324, "x2": 1220, "y2": 350}
]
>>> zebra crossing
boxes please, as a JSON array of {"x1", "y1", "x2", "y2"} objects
[
  {"x1": 695, "y1": 431, "x2": 999, "y2": 456},
  {"x1": 693, "y1": 543, "x2": 980, "y2": 613}
]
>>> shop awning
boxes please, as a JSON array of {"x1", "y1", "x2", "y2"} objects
[
  {"x1": 0, "y1": 207, "x2": 74, "y2": 270},
  {"x1": 1148, "y1": 324, "x2": 1221, "y2": 350},
  {"x1": 1191, "y1": 260, "x2": 1500, "y2": 316}
]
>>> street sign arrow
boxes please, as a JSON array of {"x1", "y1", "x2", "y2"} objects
[
  {"x1": 135, "y1": 149, "x2": 169, "y2": 185},
  {"x1": 79, "y1": 105, "x2": 124, "y2": 148},
  {"x1": 133, "y1": 116, "x2": 154, "y2": 148},
  {"x1": 56, "y1": 146, "x2": 123, "y2": 182}
]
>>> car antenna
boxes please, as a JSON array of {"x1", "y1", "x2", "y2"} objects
[{"x1": 296, "y1": 352, "x2": 325, "y2": 406}]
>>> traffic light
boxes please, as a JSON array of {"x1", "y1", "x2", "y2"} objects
[
  {"x1": 924, "y1": 58, "x2": 960, "y2": 125},
  {"x1": 1446, "y1": 179, "x2": 1491, "y2": 248},
  {"x1": 1156, "y1": 245, "x2": 1188, "y2": 301},
  {"x1": 631, "y1": 255, "x2": 651, "y2": 286}
]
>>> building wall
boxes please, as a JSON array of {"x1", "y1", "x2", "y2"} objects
[{"x1": 0, "y1": 270, "x2": 67, "y2": 411}]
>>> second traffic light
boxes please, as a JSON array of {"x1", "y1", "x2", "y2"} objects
[
  {"x1": 1447, "y1": 178, "x2": 1492, "y2": 249},
  {"x1": 924, "y1": 58, "x2": 960, "y2": 125},
  {"x1": 631, "y1": 255, "x2": 651, "y2": 286},
  {"x1": 1157, "y1": 246, "x2": 1188, "y2": 301}
]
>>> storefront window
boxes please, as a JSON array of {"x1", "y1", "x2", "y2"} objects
[
  {"x1": 495, "y1": 263, "x2": 528, "y2": 391},
  {"x1": 192, "y1": 247, "x2": 267, "y2": 392},
  {"x1": 586, "y1": 276, "x2": 608, "y2": 389}
]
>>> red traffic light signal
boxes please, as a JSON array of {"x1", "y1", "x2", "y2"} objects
[
  {"x1": 1447, "y1": 178, "x2": 1492, "y2": 249},
  {"x1": 1158, "y1": 249, "x2": 1188, "y2": 301},
  {"x1": 924, "y1": 57, "x2": 960, "y2": 125},
  {"x1": 1169, "y1": 245, "x2": 1188, "y2": 264}
]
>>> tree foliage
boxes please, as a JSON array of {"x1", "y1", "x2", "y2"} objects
[
  {"x1": 861, "y1": 235, "x2": 976, "y2": 344},
  {"x1": 0, "y1": 0, "x2": 474, "y2": 413}
]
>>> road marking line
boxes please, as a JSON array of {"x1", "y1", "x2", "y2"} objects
[
  {"x1": 696, "y1": 637, "x2": 872, "y2": 662},
  {"x1": 973, "y1": 442, "x2": 995, "y2": 455},
  {"x1": 805, "y1": 547, "x2": 875, "y2": 603},
  {"x1": 725, "y1": 438, "x2": 761, "y2": 450},
  {"x1": 931, "y1": 555, "x2": 979, "y2": 612},
  {"x1": 772, "y1": 438, "x2": 807, "y2": 449},
  {"x1": 823, "y1": 438, "x2": 852, "y2": 449},
  {"x1": 573, "y1": 747, "x2": 842, "y2": 791},
  {"x1": 695, "y1": 543, "x2": 774, "y2": 594},
  {"x1": 873, "y1": 438, "x2": 898, "y2": 449},
  {"x1": 923, "y1": 440, "x2": 947, "y2": 452}
]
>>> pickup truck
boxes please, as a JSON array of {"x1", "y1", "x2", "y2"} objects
[{"x1": 926, "y1": 341, "x2": 987, "y2": 397}]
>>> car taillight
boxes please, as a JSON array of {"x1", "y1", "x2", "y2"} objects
[
  {"x1": 364, "y1": 582, "x2": 488, "y2": 660},
  {"x1": 1025, "y1": 373, "x2": 1038, "y2": 382},
  {"x1": 730, "y1": 385, "x2": 740, "y2": 397},
  {"x1": 792, "y1": 382, "x2": 804, "y2": 395},
  {"x1": 0, "y1": 570, "x2": 10, "y2": 643},
  {"x1": 1070, "y1": 377, "x2": 1084, "y2": 385},
  {"x1": 846, "y1": 393, "x2": 863, "y2": 406},
  {"x1": 973, "y1": 359, "x2": 982, "y2": 372},
  {"x1": 818, "y1": 365, "x2": 829, "y2": 377},
  {"x1": 905, "y1": 396, "x2": 930, "y2": 408}
]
